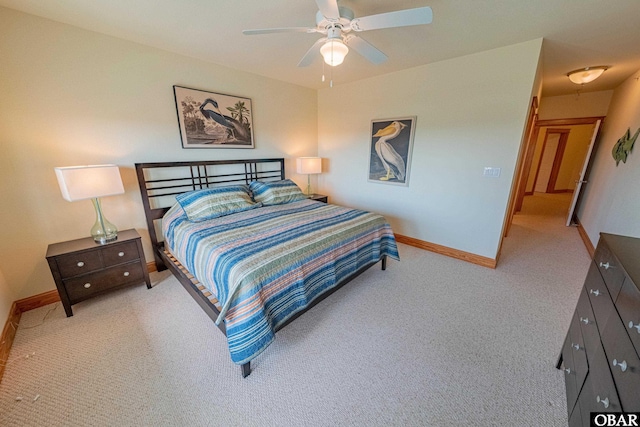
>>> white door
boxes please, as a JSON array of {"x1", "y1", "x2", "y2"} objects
[{"x1": 566, "y1": 120, "x2": 601, "y2": 226}]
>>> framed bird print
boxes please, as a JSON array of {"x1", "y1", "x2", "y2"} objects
[
  {"x1": 173, "y1": 85, "x2": 255, "y2": 149},
  {"x1": 368, "y1": 116, "x2": 416, "y2": 186}
]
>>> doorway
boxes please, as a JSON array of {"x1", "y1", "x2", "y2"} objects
[
  {"x1": 515, "y1": 117, "x2": 603, "y2": 219},
  {"x1": 499, "y1": 114, "x2": 604, "y2": 262},
  {"x1": 531, "y1": 129, "x2": 571, "y2": 193}
]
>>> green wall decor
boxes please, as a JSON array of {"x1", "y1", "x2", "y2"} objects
[{"x1": 612, "y1": 127, "x2": 639, "y2": 165}]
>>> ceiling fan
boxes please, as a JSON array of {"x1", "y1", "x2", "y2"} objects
[{"x1": 242, "y1": 0, "x2": 433, "y2": 67}]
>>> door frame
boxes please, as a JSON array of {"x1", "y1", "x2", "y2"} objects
[{"x1": 503, "y1": 97, "x2": 538, "y2": 238}]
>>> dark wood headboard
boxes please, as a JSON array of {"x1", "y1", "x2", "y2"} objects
[{"x1": 135, "y1": 158, "x2": 285, "y2": 268}]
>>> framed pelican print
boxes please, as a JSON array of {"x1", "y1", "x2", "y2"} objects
[
  {"x1": 173, "y1": 85, "x2": 255, "y2": 149},
  {"x1": 368, "y1": 116, "x2": 416, "y2": 186}
]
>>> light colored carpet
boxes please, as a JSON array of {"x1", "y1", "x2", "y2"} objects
[{"x1": 0, "y1": 193, "x2": 591, "y2": 426}]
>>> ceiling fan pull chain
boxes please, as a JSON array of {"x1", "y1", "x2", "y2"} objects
[{"x1": 330, "y1": 61, "x2": 334, "y2": 88}]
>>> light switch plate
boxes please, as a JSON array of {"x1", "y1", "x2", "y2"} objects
[{"x1": 483, "y1": 167, "x2": 501, "y2": 177}]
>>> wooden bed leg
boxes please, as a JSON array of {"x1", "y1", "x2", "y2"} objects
[
  {"x1": 241, "y1": 362, "x2": 251, "y2": 378},
  {"x1": 381, "y1": 255, "x2": 387, "y2": 271}
]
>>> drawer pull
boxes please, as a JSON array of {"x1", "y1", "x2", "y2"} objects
[
  {"x1": 596, "y1": 396, "x2": 610, "y2": 409},
  {"x1": 571, "y1": 343, "x2": 582, "y2": 351},
  {"x1": 629, "y1": 321, "x2": 640, "y2": 333},
  {"x1": 580, "y1": 317, "x2": 591, "y2": 325},
  {"x1": 599, "y1": 261, "x2": 610, "y2": 270},
  {"x1": 118, "y1": 251, "x2": 125, "y2": 257},
  {"x1": 589, "y1": 289, "x2": 602, "y2": 297},
  {"x1": 77, "y1": 261, "x2": 85, "y2": 267},
  {"x1": 123, "y1": 271, "x2": 130, "y2": 277},
  {"x1": 83, "y1": 283, "x2": 91, "y2": 289},
  {"x1": 564, "y1": 368, "x2": 571, "y2": 375},
  {"x1": 612, "y1": 359, "x2": 628, "y2": 372}
]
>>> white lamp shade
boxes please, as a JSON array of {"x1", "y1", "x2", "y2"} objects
[
  {"x1": 320, "y1": 40, "x2": 349, "y2": 67},
  {"x1": 567, "y1": 66, "x2": 608, "y2": 85},
  {"x1": 55, "y1": 165, "x2": 124, "y2": 201},
  {"x1": 296, "y1": 157, "x2": 322, "y2": 175}
]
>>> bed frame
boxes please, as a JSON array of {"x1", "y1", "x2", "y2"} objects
[{"x1": 135, "y1": 158, "x2": 386, "y2": 377}]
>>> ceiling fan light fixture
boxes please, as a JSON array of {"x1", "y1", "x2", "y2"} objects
[
  {"x1": 567, "y1": 66, "x2": 609, "y2": 85},
  {"x1": 320, "y1": 39, "x2": 349, "y2": 66}
]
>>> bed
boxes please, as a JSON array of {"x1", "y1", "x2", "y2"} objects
[{"x1": 135, "y1": 158, "x2": 399, "y2": 377}]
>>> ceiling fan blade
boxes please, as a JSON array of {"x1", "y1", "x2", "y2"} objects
[
  {"x1": 297, "y1": 38, "x2": 327, "y2": 67},
  {"x1": 350, "y1": 6, "x2": 433, "y2": 32},
  {"x1": 343, "y1": 35, "x2": 388, "y2": 65},
  {"x1": 315, "y1": 0, "x2": 340, "y2": 20},
  {"x1": 243, "y1": 27, "x2": 317, "y2": 35}
]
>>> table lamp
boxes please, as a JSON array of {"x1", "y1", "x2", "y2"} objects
[
  {"x1": 296, "y1": 157, "x2": 322, "y2": 195},
  {"x1": 55, "y1": 165, "x2": 125, "y2": 244}
]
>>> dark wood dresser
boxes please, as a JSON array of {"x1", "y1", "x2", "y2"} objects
[
  {"x1": 46, "y1": 229, "x2": 152, "y2": 317},
  {"x1": 558, "y1": 233, "x2": 640, "y2": 426}
]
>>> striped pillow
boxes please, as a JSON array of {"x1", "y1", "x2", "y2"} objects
[
  {"x1": 249, "y1": 179, "x2": 307, "y2": 206},
  {"x1": 175, "y1": 185, "x2": 260, "y2": 222}
]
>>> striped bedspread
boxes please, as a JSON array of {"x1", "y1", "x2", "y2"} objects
[{"x1": 163, "y1": 199, "x2": 399, "y2": 365}]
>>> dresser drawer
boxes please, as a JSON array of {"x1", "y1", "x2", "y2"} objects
[
  {"x1": 101, "y1": 241, "x2": 140, "y2": 267},
  {"x1": 64, "y1": 261, "x2": 145, "y2": 302},
  {"x1": 568, "y1": 400, "x2": 583, "y2": 427},
  {"x1": 579, "y1": 344, "x2": 622, "y2": 415},
  {"x1": 594, "y1": 241, "x2": 626, "y2": 300},
  {"x1": 584, "y1": 262, "x2": 615, "y2": 332},
  {"x1": 561, "y1": 335, "x2": 579, "y2": 415},
  {"x1": 600, "y1": 314, "x2": 640, "y2": 411},
  {"x1": 576, "y1": 286, "x2": 600, "y2": 355},
  {"x1": 616, "y1": 279, "x2": 640, "y2": 357},
  {"x1": 568, "y1": 312, "x2": 588, "y2": 393},
  {"x1": 56, "y1": 250, "x2": 103, "y2": 278}
]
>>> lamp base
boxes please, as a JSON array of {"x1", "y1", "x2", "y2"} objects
[
  {"x1": 93, "y1": 234, "x2": 118, "y2": 245},
  {"x1": 305, "y1": 174, "x2": 312, "y2": 195},
  {"x1": 91, "y1": 198, "x2": 118, "y2": 245}
]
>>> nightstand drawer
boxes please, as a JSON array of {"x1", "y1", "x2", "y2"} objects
[
  {"x1": 46, "y1": 229, "x2": 152, "y2": 317},
  {"x1": 101, "y1": 241, "x2": 139, "y2": 267},
  {"x1": 64, "y1": 261, "x2": 145, "y2": 302},
  {"x1": 56, "y1": 250, "x2": 103, "y2": 278}
]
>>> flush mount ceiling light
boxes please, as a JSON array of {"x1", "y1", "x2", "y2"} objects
[{"x1": 567, "y1": 66, "x2": 609, "y2": 85}]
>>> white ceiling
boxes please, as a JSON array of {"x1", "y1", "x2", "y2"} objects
[{"x1": 3, "y1": 0, "x2": 640, "y2": 96}]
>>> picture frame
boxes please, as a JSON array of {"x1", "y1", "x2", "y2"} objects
[
  {"x1": 368, "y1": 116, "x2": 416, "y2": 186},
  {"x1": 173, "y1": 85, "x2": 255, "y2": 149}
]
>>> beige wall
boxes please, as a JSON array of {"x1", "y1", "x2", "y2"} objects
[
  {"x1": 0, "y1": 7, "x2": 318, "y2": 304},
  {"x1": 317, "y1": 39, "x2": 543, "y2": 259},
  {"x1": 538, "y1": 91, "x2": 612, "y2": 120},
  {"x1": 577, "y1": 71, "x2": 640, "y2": 244},
  {"x1": 0, "y1": 268, "x2": 15, "y2": 326}
]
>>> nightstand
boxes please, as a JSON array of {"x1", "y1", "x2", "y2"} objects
[
  {"x1": 308, "y1": 193, "x2": 328, "y2": 203},
  {"x1": 46, "y1": 229, "x2": 151, "y2": 317}
]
